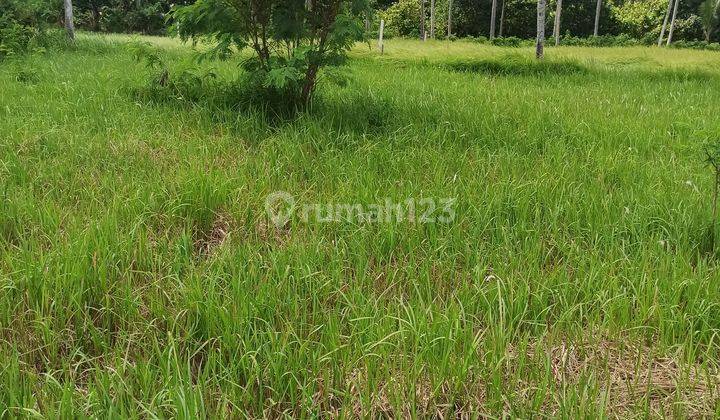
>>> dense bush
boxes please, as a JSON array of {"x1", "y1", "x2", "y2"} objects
[
  {"x1": 70, "y1": 0, "x2": 194, "y2": 35},
  {"x1": 459, "y1": 35, "x2": 529, "y2": 47},
  {"x1": 555, "y1": 33, "x2": 720, "y2": 49},
  {"x1": 561, "y1": 33, "x2": 640, "y2": 47},
  {"x1": 490, "y1": 35, "x2": 523, "y2": 47},
  {"x1": 101, "y1": 1, "x2": 167, "y2": 34},
  {"x1": 669, "y1": 39, "x2": 720, "y2": 49},
  {"x1": 610, "y1": 0, "x2": 666, "y2": 39},
  {"x1": 465, "y1": 35, "x2": 489, "y2": 43},
  {"x1": 0, "y1": 0, "x2": 58, "y2": 59}
]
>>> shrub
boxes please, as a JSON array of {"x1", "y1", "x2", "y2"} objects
[
  {"x1": 669, "y1": 39, "x2": 707, "y2": 49},
  {"x1": 560, "y1": 34, "x2": 640, "y2": 47},
  {"x1": 640, "y1": 31, "x2": 658, "y2": 45},
  {"x1": 129, "y1": 40, "x2": 223, "y2": 105},
  {"x1": 490, "y1": 36, "x2": 522, "y2": 47},
  {"x1": 101, "y1": 1, "x2": 168, "y2": 35},
  {"x1": 465, "y1": 35, "x2": 488, "y2": 43},
  {"x1": 0, "y1": 0, "x2": 55, "y2": 59},
  {"x1": 0, "y1": 23, "x2": 38, "y2": 59}
]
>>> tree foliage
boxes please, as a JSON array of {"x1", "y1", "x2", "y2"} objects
[
  {"x1": 171, "y1": 0, "x2": 368, "y2": 105},
  {"x1": 72, "y1": 0, "x2": 189, "y2": 34},
  {"x1": 378, "y1": 0, "x2": 448, "y2": 38},
  {"x1": 374, "y1": 0, "x2": 718, "y2": 42},
  {"x1": 610, "y1": 0, "x2": 666, "y2": 38}
]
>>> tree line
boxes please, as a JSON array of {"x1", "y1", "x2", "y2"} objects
[
  {"x1": 3, "y1": 0, "x2": 718, "y2": 44},
  {"x1": 379, "y1": 0, "x2": 719, "y2": 43}
]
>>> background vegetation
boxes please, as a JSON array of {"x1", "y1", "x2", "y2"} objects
[{"x1": 2, "y1": 0, "x2": 719, "y2": 44}]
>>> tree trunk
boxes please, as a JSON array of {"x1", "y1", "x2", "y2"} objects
[
  {"x1": 667, "y1": 0, "x2": 680, "y2": 45},
  {"x1": 490, "y1": 0, "x2": 498, "y2": 39},
  {"x1": 87, "y1": 1, "x2": 100, "y2": 31},
  {"x1": 447, "y1": 0, "x2": 453, "y2": 37},
  {"x1": 536, "y1": 0, "x2": 545, "y2": 59},
  {"x1": 430, "y1": 0, "x2": 436, "y2": 38},
  {"x1": 64, "y1": 0, "x2": 75, "y2": 41},
  {"x1": 499, "y1": 0, "x2": 506, "y2": 37},
  {"x1": 420, "y1": 0, "x2": 426, "y2": 40},
  {"x1": 658, "y1": 0, "x2": 673, "y2": 46},
  {"x1": 593, "y1": 0, "x2": 601, "y2": 36},
  {"x1": 301, "y1": 63, "x2": 319, "y2": 105},
  {"x1": 553, "y1": 0, "x2": 562, "y2": 45}
]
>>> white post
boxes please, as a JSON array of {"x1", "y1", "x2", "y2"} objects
[{"x1": 378, "y1": 19, "x2": 385, "y2": 55}]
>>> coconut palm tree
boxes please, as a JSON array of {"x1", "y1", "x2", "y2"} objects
[
  {"x1": 593, "y1": 0, "x2": 602, "y2": 36},
  {"x1": 430, "y1": 0, "x2": 436, "y2": 38},
  {"x1": 420, "y1": 0, "x2": 426, "y2": 40},
  {"x1": 64, "y1": 0, "x2": 75, "y2": 40},
  {"x1": 667, "y1": 0, "x2": 680, "y2": 45},
  {"x1": 499, "y1": 0, "x2": 506, "y2": 36},
  {"x1": 537, "y1": 0, "x2": 546, "y2": 58},
  {"x1": 553, "y1": 0, "x2": 562, "y2": 45},
  {"x1": 658, "y1": 0, "x2": 673, "y2": 45},
  {"x1": 490, "y1": 0, "x2": 498, "y2": 39}
]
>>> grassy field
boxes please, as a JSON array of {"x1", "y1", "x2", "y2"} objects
[{"x1": 2, "y1": 34, "x2": 720, "y2": 417}]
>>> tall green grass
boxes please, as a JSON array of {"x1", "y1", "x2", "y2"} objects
[{"x1": 1, "y1": 35, "x2": 720, "y2": 417}]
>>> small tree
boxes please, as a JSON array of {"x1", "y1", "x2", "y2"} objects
[{"x1": 172, "y1": 0, "x2": 368, "y2": 106}]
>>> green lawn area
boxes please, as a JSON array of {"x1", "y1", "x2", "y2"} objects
[{"x1": 2, "y1": 34, "x2": 720, "y2": 417}]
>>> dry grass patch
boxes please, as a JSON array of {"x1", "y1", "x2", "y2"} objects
[{"x1": 515, "y1": 335, "x2": 720, "y2": 417}]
